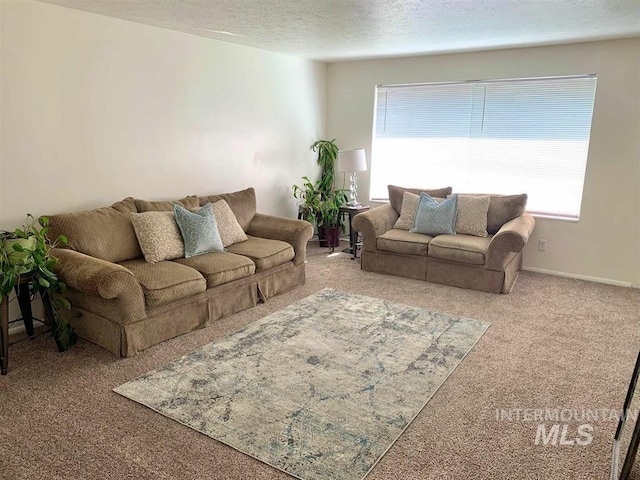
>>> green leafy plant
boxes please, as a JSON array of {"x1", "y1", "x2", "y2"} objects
[
  {"x1": 293, "y1": 140, "x2": 348, "y2": 247},
  {"x1": 1, "y1": 214, "x2": 78, "y2": 351},
  {"x1": 292, "y1": 176, "x2": 322, "y2": 223},
  {"x1": 311, "y1": 139, "x2": 339, "y2": 198}
]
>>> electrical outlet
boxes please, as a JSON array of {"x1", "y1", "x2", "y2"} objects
[{"x1": 538, "y1": 239, "x2": 547, "y2": 252}]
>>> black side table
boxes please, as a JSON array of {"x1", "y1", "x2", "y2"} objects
[
  {"x1": 339, "y1": 205, "x2": 370, "y2": 260},
  {"x1": 0, "y1": 273, "x2": 52, "y2": 375}
]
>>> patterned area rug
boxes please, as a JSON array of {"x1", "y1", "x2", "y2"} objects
[{"x1": 114, "y1": 289, "x2": 490, "y2": 480}]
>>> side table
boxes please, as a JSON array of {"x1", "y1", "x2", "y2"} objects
[
  {"x1": 0, "y1": 272, "x2": 52, "y2": 375},
  {"x1": 339, "y1": 205, "x2": 370, "y2": 260}
]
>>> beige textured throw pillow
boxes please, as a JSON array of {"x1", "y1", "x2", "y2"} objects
[
  {"x1": 130, "y1": 211, "x2": 184, "y2": 263},
  {"x1": 211, "y1": 200, "x2": 248, "y2": 247},
  {"x1": 453, "y1": 195, "x2": 491, "y2": 237},
  {"x1": 394, "y1": 192, "x2": 421, "y2": 230}
]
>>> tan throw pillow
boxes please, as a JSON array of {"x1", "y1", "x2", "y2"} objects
[
  {"x1": 130, "y1": 211, "x2": 184, "y2": 263},
  {"x1": 199, "y1": 187, "x2": 257, "y2": 231},
  {"x1": 394, "y1": 192, "x2": 421, "y2": 230},
  {"x1": 211, "y1": 200, "x2": 248, "y2": 247},
  {"x1": 453, "y1": 195, "x2": 490, "y2": 237}
]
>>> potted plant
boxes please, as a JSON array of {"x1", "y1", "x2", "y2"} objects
[
  {"x1": 1, "y1": 214, "x2": 78, "y2": 351},
  {"x1": 316, "y1": 189, "x2": 348, "y2": 249},
  {"x1": 293, "y1": 139, "x2": 345, "y2": 247}
]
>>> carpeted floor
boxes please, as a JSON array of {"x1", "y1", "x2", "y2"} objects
[{"x1": 1, "y1": 240, "x2": 639, "y2": 480}]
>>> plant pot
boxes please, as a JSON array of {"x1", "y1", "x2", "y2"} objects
[
  {"x1": 318, "y1": 226, "x2": 329, "y2": 247},
  {"x1": 327, "y1": 226, "x2": 341, "y2": 248},
  {"x1": 3, "y1": 237, "x2": 36, "y2": 274},
  {"x1": 319, "y1": 226, "x2": 341, "y2": 248}
]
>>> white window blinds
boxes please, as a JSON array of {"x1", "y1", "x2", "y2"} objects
[{"x1": 371, "y1": 75, "x2": 597, "y2": 219}]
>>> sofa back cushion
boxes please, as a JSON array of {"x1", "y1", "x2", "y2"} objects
[
  {"x1": 199, "y1": 187, "x2": 256, "y2": 232},
  {"x1": 388, "y1": 185, "x2": 453, "y2": 215},
  {"x1": 48, "y1": 197, "x2": 142, "y2": 263},
  {"x1": 134, "y1": 195, "x2": 199, "y2": 213},
  {"x1": 487, "y1": 194, "x2": 528, "y2": 234}
]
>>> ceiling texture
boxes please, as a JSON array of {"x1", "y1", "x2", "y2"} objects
[{"x1": 40, "y1": 0, "x2": 640, "y2": 62}]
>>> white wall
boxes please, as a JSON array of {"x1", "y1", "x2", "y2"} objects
[
  {"x1": 327, "y1": 39, "x2": 640, "y2": 287},
  {"x1": 1, "y1": 0, "x2": 326, "y2": 229}
]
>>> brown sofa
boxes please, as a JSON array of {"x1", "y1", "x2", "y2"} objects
[
  {"x1": 47, "y1": 188, "x2": 313, "y2": 357},
  {"x1": 352, "y1": 185, "x2": 536, "y2": 294}
]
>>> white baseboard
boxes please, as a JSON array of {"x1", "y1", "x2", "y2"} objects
[{"x1": 522, "y1": 267, "x2": 634, "y2": 288}]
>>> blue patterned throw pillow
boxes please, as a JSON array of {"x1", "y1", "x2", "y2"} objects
[
  {"x1": 410, "y1": 193, "x2": 458, "y2": 236},
  {"x1": 173, "y1": 203, "x2": 224, "y2": 258}
]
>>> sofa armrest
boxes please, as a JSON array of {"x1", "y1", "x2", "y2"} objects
[
  {"x1": 246, "y1": 214, "x2": 314, "y2": 265},
  {"x1": 485, "y1": 214, "x2": 536, "y2": 270},
  {"x1": 351, "y1": 204, "x2": 399, "y2": 253},
  {"x1": 52, "y1": 248, "x2": 146, "y2": 323}
]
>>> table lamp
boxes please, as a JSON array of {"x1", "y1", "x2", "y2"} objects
[{"x1": 337, "y1": 148, "x2": 367, "y2": 207}]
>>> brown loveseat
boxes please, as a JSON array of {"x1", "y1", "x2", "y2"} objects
[
  {"x1": 352, "y1": 185, "x2": 536, "y2": 294},
  {"x1": 47, "y1": 188, "x2": 313, "y2": 357}
]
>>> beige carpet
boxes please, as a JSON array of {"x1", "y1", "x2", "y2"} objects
[{"x1": 1, "y1": 241, "x2": 639, "y2": 480}]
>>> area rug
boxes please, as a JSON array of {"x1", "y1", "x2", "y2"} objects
[{"x1": 114, "y1": 288, "x2": 490, "y2": 480}]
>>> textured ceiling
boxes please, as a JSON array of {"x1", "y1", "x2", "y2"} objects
[{"x1": 39, "y1": 0, "x2": 640, "y2": 62}]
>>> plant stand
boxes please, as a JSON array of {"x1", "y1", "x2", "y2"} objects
[{"x1": 0, "y1": 272, "x2": 57, "y2": 375}]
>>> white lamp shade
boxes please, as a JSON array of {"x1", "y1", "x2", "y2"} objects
[{"x1": 337, "y1": 148, "x2": 367, "y2": 173}]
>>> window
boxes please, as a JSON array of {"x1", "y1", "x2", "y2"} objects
[{"x1": 371, "y1": 75, "x2": 597, "y2": 219}]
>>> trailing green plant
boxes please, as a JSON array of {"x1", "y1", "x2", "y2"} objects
[{"x1": 1, "y1": 214, "x2": 78, "y2": 351}]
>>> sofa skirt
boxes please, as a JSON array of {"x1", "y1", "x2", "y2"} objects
[
  {"x1": 360, "y1": 250, "x2": 522, "y2": 294},
  {"x1": 70, "y1": 261, "x2": 306, "y2": 357}
]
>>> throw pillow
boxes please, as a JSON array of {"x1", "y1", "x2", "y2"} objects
[
  {"x1": 452, "y1": 195, "x2": 491, "y2": 237},
  {"x1": 173, "y1": 203, "x2": 224, "y2": 258},
  {"x1": 130, "y1": 211, "x2": 185, "y2": 263},
  {"x1": 410, "y1": 193, "x2": 458, "y2": 236},
  {"x1": 211, "y1": 200, "x2": 248, "y2": 247},
  {"x1": 394, "y1": 192, "x2": 445, "y2": 230}
]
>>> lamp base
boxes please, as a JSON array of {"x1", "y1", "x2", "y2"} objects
[{"x1": 345, "y1": 201, "x2": 362, "y2": 207}]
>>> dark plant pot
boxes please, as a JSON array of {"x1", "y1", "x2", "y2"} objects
[
  {"x1": 318, "y1": 226, "x2": 329, "y2": 247},
  {"x1": 318, "y1": 226, "x2": 340, "y2": 248},
  {"x1": 325, "y1": 226, "x2": 341, "y2": 248}
]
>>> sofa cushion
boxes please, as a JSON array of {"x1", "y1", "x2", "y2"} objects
[
  {"x1": 211, "y1": 200, "x2": 248, "y2": 247},
  {"x1": 377, "y1": 229, "x2": 432, "y2": 256},
  {"x1": 119, "y1": 259, "x2": 206, "y2": 309},
  {"x1": 487, "y1": 194, "x2": 528, "y2": 234},
  {"x1": 388, "y1": 185, "x2": 453, "y2": 215},
  {"x1": 134, "y1": 196, "x2": 199, "y2": 213},
  {"x1": 411, "y1": 194, "x2": 458, "y2": 236},
  {"x1": 174, "y1": 203, "x2": 224, "y2": 258},
  {"x1": 48, "y1": 197, "x2": 142, "y2": 263},
  {"x1": 199, "y1": 187, "x2": 256, "y2": 232},
  {"x1": 225, "y1": 235, "x2": 294, "y2": 272},
  {"x1": 130, "y1": 211, "x2": 184, "y2": 263},
  {"x1": 453, "y1": 194, "x2": 490, "y2": 237},
  {"x1": 174, "y1": 252, "x2": 255, "y2": 288},
  {"x1": 428, "y1": 234, "x2": 493, "y2": 265}
]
